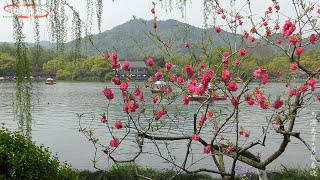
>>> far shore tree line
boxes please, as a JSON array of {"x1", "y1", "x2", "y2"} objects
[{"x1": 0, "y1": 43, "x2": 319, "y2": 81}]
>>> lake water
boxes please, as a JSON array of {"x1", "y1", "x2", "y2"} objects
[{"x1": 0, "y1": 82, "x2": 319, "y2": 173}]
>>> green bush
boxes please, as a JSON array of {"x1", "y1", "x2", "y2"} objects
[{"x1": 0, "y1": 127, "x2": 79, "y2": 180}]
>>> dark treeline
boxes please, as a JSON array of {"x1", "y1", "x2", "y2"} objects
[{"x1": 0, "y1": 43, "x2": 319, "y2": 81}]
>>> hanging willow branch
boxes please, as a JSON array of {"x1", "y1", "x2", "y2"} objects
[
  {"x1": 66, "y1": 2, "x2": 82, "y2": 61},
  {"x1": 47, "y1": 0, "x2": 68, "y2": 55},
  {"x1": 13, "y1": 15, "x2": 32, "y2": 137},
  {"x1": 95, "y1": 0, "x2": 103, "y2": 33}
]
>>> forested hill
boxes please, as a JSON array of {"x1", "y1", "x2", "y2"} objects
[
  {"x1": 1, "y1": 19, "x2": 319, "y2": 61},
  {"x1": 65, "y1": 18, "x2": 319, "y2": 61},
  {"x1": 66, "y1": 19, "x2": 242, "y2": 59}
]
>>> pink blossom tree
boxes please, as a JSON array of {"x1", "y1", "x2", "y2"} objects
[{"x1": 79, "y1": 0, "x2": 320, "y2": 179}]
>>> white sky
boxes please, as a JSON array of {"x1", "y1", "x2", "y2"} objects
[{"x1": 0, "y1": 0, "x2": 318, "y2": 42}]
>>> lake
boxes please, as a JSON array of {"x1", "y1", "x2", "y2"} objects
[{"x1": 0, "y1": 82, "x2": 319, "y2": 173}]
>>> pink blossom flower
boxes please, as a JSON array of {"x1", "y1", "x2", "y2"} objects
[
  {"x1": 272, "y1": 99, "x2": 284, "y2": 109},
  {"x1": 152, "y1": 23, "x2": 157, "y2": 29},
  {"x1": 153, "y1": 97, "x2": 158, "y2": 103},
  {"x1": 148, "y1": 77, "x2": 153, "y2": 83},
  {"x1": 166, "y1": 86, "x2": 172, "y2": 94},
  {"x1": 139, "y1": 94, "x2": 144, "y2": 101},
  {"x1": 185, "y1": 65, "x2": 194, "y2": 78},
  {"x1": 195, "y1": 85, "x2": 207, "y2": 95},
  {"x1": 183, "y1": 96, "x2": 190, "y2": 105},
  {"x1": 290, "y1": 63, "x2": 298, "y2": 71},
  {"x1": 112, "y1": 52, "x2": 117, "y2": 60},
  {"x1": 234, "y1": 59, "x2": 240, "y2": 65},
  {"x1": 101, "y1": 115, "x2": 107, "y2": 123},
  {"x1": 112, "y1": 77, "x2": 121, "y2": 85},
  {"x1": 109, "y1": 139, "x2": 120, "y2": 148},
  {"x1": 253, "y1": 66, "x2": 266, "y2": 78},
  {"x1": 104, "y1": 52, "x2": 110, "y2": 60},
  {"x1": 207, "y1": 111, "x2": 214, "y2": 117},
  {"x1": 299, "y1": 85, "x2": 308, "y2": 92},
  {"x1": 228, "y1": 82, "x2": 238, "y2": 92},
  {"x1": 222, "y1": 70, "x2": 230, "y2": 82},
  {"x1": 277, "y1": 39, "x2": 282, "y2": 44},
  {"x1": 223, "y1": 51, "x2": 230, "y2": 57},
  {"x1": 114, "y1": 120, "x2": 123, "y2": 129},
  {"x1": 220, "y1": 136, "x2": 225, "y2": 140},
  {"x1": 231, "y1": 97, "x2": 238, "y2": 106},
  {"x1": 103, "y1": 88, "x2": 114, "y2": 100},
  {"x1": 192, "y1": 134, "x2": 200, "y2": 141},
  {"x1": 317, "y1": 94, "x2": 320, "y2": 101},
  {"x1": 244, "y1": 132, "x2": 250, "y2": 138},
  {"x1": 239, "y1": 48, "x2": 246, "y2": 56},
  {"x1": 165, "y1": 63, "x2": 173, "y2": 72},
  {"x1": 226, "y1": 146, "x2": 234, "y2": 153},
  {"x1": 214, "y1": 26, "x2": 221, "y2": 33},
  {"x1": 169, "y1": 74, "x2": 176, "y2": 82},
  {"x1": 151, "y1": 8, "x2": 155, "y2": 14},
  {"x1": 307, "y1": 78, "x2": 316, "y2": 87},
  {"x1": 133, "y1": 88, "x2": 141, "y2": 96},
  {"x1": 243, "y1": 32, "x2": 249, "y2": 39},
  {"x1": 282, "y1": 20, "x2": 296, "y2": 38},
  {"x1": 239, "y1": 129, "x2": 244, "y2": 135},
  {"x1": 261, "y1": 73, "x2": 268, "y2": 85},
  {"x1": 111, "y1": 58, "x2": 119, "y2": 69},
  {"x1": 121, "y1": 60, "x2": 129, "y2": 70},
  {"x1": 203, "y1": 146, "x2": 211, "y2": 154},
  {"x1": 248, "y1": 98, "x2": 254, "y2": 106},
  {"x1": 199, "y1": 63, "x2": 205, "y2": 68},
  {"x1": 154, "y1": 71, "x2": 163, "y2": 80},
  {"x1": 250, "y1": 37, "x2": 255, "y2": 42},
  {"x1": 185, "y1": 41, "x2": 189, "y2": 48},
  {"x1": 177, "y1": 77, "x2": 184, "y2": 84},
  {"x1": 120, "y1": 81, "x2": 129, "y2": 91},
  {"x1": 310, "y1": 34, "x2": 318, "y2": 45},
  {"x1": 295, "y1": 47, "x2": 303, "y2": 55},
  {"x1": 146, "y1": 58, "x2": 154, "y2": 67}
]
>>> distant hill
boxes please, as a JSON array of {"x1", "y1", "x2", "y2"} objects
[
  {"x1": 2, "y1": 19, "x2": 319, "y2": 61},
  {"x1": 66, "y1": 19, "x2": 243, "y2": 59}
]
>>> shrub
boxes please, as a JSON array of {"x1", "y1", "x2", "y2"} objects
[{"x1": 0, "y1": 127, "x2": 79, "y2": 179}]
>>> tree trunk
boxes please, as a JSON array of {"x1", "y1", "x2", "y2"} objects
[{"x1": 258, "y1": 169, "x2": 268, "y2": 180}]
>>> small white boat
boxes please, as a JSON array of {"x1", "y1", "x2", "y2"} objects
[
  {"x1": 45, "y1": 78, "x2": 56, "y2": 85},
  {"x1": 151, "y1": 81, "x2": 166, "y2": 93}
]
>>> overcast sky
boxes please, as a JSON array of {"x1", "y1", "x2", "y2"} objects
[{"x1": 0, "y1": 0, "x2": 318, "y2": 42}]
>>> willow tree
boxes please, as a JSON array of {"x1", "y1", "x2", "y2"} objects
[{"x1": 11, "y1": 0, "x2": 103, "y2": 136}]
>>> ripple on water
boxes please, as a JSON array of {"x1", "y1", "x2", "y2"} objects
[{"x1": 0, "y1": 82, "x2": 319, "y2": 171}]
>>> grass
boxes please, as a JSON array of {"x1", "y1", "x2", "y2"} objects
[
  {"x1": 79, "y1": 164, "x2": 216, "y2": 180},
  {"x1": 79, "y1": 164, "x2": 320, "y2": 180}
]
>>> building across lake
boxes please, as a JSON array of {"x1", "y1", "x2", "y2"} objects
[{"x1": 117, "y1": 60, "x2": 151, "y2": 80}]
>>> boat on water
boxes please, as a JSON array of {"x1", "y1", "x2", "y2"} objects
[
  {"x1": 188, "y1": 94, "x2": 227, "y2": 103},
  {"x1": 45, "y1": 78, "x2": 56, "y2": 85},
  {"x1": 151, "y1": 81, "x2": 166, "y2": 93}
]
